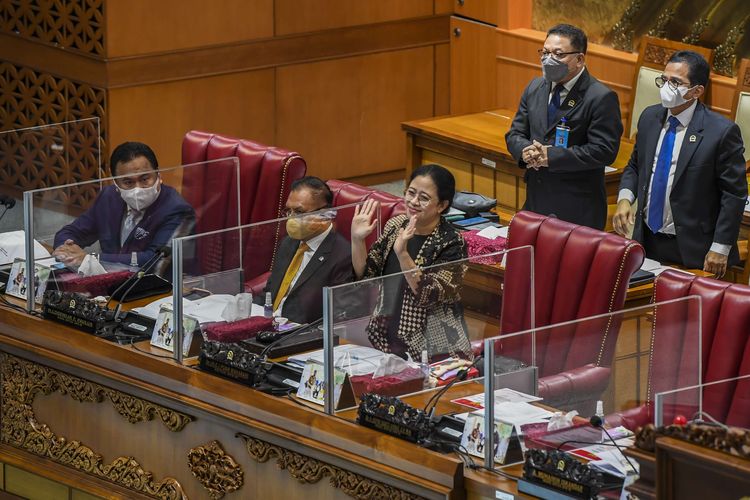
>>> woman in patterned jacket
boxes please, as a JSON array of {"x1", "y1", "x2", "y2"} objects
[{"x1": 351, "y1": 164, "x2": 472, "y2": 361}]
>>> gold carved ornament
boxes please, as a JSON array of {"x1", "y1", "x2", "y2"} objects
[
  {"x1": 237, "y1": 433, "x2": 425, "y2": 500},
  {"x1": 635, "y1": 423, "x2": 750, "y2": 458},
  {"x1": 609, "y1": 0, "x2": 641, "y2": 52},
  {"x1": 0, "y1": 353, "x2": 191, "y2": 499},
  {"x1": 187, "y1": 441, "x2": 244, "y2": 500}
]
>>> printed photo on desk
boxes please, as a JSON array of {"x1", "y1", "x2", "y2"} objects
[
  {"x1": 150, "y1": 304, "x2": 198, "y2": 353},
  {"x1": 5, "y1": 258, "x2": 51, "y2": 304}
]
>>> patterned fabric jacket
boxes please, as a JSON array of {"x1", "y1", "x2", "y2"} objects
[{"x1": 363, "y1": 214, "x2": 472, "y2": 360}]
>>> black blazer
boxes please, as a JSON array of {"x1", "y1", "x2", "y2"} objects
[
  {"x1": 259, "y1": 230, "x2": 353, "y2": 324},
  {"x1": 619, "y1": 102, "x2": 747, "y2": 268},
  {"x1": 505, "y1": 69, "x2": 623, "y2": 229}
]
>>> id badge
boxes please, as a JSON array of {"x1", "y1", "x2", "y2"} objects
[{"x1": 555, "y1": 123, "x2": 570, "y2": 148}]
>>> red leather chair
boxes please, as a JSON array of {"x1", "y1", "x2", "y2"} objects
[
  {"x1": 499, "y1": 211, "x2": 645, "y2": 413},
  {"x1": 181, "y1": 131, "x2": 306, "y2": 282},
  {"x1": 608, "y1": 270, "x2": 750, "y2": 430}
]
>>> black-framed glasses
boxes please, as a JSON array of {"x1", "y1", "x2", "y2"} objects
[
  {"x1": 654, "y1": 75, "x2": 688, "y2": 92},
  {"x1": 538, "y1": 49, "x2": 580, "y2": 60}
]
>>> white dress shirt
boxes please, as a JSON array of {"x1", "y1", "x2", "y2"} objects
[
  {"x1": 618, "y1": 100, "x2": 730, "y2": 256},
  {"x1": 276, "y1": 224, "x2": 332, "y2": 317}
]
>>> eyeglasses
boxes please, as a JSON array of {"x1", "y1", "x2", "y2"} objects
[
  {"x1": 655, "y1": 75, "x2": 688, "y2": 92},
  {"x1": 404, "y1": 188, "x2": 433, "y2": 207},
  {"x1": 283, "y1": 206, "x2": 334, "y2": 219},
  {"x1": 538, "y1": 49, "x2": 580, "y2": 60}
]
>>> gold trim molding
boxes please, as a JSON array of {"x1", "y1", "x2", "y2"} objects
[
  {"x1": 187, "y1": 441, "x2": 244, "y2": 499},
  {"x1": 0, "y1": 352, "x2": 191, "y2": 498},
  {"x1": 237, "y1": 433, "x2": 425, "y2": 500}
]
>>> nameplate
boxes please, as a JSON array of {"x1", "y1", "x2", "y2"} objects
[
  {"x1": 481, "y1": 157, "x2": 497, "y2": 168},
  {"x1": 296, "y1": 360, "x2": 355, "y2": 410}
]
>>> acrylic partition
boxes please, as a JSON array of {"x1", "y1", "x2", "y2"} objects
[
  {"x1": 655, "y1": 374, "x2": 750, "y2": 429},
  {"x1": 19, "y1": 157, "x2": 240, "y2": 311},
  {"x1": 482, "y1": 295, "x2": 701, "y2": 472},
  {"x1": 0, "y1": 118, "x2": 101, "y2": 255},
  {"x1": 320, "y1": 246, "x2": 534, "y2": 418},
  {"x1": 167, "y1": 201, "x2": 377, "y2": 364}
]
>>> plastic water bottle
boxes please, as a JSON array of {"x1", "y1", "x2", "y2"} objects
[
  {"x1": 420, "y1": 350, "x2": 431, "y2": 389},
  {"x1": 264, "y1": 292, "x2": 273, "y2": 318},
  {"x1": 595, "y1": 400, "x2": 605, "y2": 442}
]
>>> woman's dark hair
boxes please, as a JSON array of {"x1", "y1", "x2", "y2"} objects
[
  {"x1": 110, "y1": 142, "x2": 159, "y2": 176},
  {"x1": 409, "y1": 163, "x2": 455, "y2": 214}
]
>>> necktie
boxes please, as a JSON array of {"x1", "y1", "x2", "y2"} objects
[
  {"x1": 121, "y1": 209, "x2": 137, "y2": 246},
  {"x1": 273, "y1": 241, "x2": 309, "y2": 311},
  {"x1": 647, "y1": 116, "x2": 681, "y2": 233},
  {"x1": 547, "y1": 84, "x2": 563, "y2": 128}
]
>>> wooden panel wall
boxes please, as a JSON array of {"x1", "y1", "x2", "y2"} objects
[{"x1": 1, "y1": 0, "x2": 453, "y2": 184}]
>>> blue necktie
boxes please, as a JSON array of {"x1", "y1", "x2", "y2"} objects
[
  {"x1": 647, "y1": 116, "x2": 681, "y2": 233},
  {"x1": 547, "y1": 84, "x2": 562, "y2": 128}
]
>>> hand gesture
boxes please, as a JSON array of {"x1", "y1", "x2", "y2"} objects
[
  {"x1": 612, "y1": 200, "x2": 635, "y2": 237},
  {"x1": 703, "y1": 251, "x2": 728, "y2": 278},
  {"x1": 351, "y1": 199, "x2": 379, "y2": 242},
  {"x1": 52, "y1": 239, "x2": 86, "y2": 267},
  {"x1": 394, "y1": 215, "x2": 417, "y2": 257}
]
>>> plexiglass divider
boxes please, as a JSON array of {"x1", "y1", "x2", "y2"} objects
[
  {"x1": 655, "y1": 374, "x2": 750, "y2": 428},
  {"x1": 169, "y1": 201, "x2": 374, "y2": 364},
  {"x1": 483, "y1": 295, "x2": 701, "y2": 471},
  {"x1": 1, "y1": 118, "x2": 102, "y2": 234},
  {"x1": 20, "y1": 157, "x2": 240, "y2": 312},
  {"x1": 321, "y1": 245, "x2": 534, "y2": 418}
]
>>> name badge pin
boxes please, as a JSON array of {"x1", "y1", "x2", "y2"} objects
[
  {"x1": 318, "y1": 256, "x2": 325, "y2": 261},
  {"x1": 567, "y1": 100, "x2": 575, "y2": 106},
  {"x1": 689, "y1": 135, "x2": 697, "y2": 142}
]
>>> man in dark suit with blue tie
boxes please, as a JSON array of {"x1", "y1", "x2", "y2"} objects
[
  {"x1": 505, "y1": 24, "x2": 623, "y2": 230},
  {"x1": 614, "y1": 51, "x2": 747, "y2": 277}
]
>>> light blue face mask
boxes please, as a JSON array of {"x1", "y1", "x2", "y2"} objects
[{"x1": 541, "y1": 55, "x2": 569, "y2": 83}]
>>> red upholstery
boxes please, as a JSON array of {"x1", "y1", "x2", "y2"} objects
[
  {"x1": 499, "y1": 211, "x2": 645, "y2": 412},
  {"x1": 327, "y1": 180, "x2": 405, "y2": 247},
  {"x1": 181, "y1": 131, "x2": 306, "y2": 281},
  {"x1": 608, "y1": 270, "x2": 750, "y2": 430}
]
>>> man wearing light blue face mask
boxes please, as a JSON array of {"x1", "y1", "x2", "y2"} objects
[
  {"x1": 614, "y1": 51, "x2": 747, "y2": 278},
  {"x1": 506, "y1": 24, "x2": 622, "y2": 230},
  {"x1": 53, "y1": 142, "x2": 195, "y2": 268}
]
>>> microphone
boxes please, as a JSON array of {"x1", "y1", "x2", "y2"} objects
[
  {"x1": 107, "y1": 246, "x2": 171, "y2": 318},
  {"x1": 423, "y1": 355, "x2": 483, "y2": 417},
  {"x1": 589, "y1": 415, "x2": 638, "y2": 475},
  {"x1": 259, "y1": 317, "x2": 323, "y2": 360}
]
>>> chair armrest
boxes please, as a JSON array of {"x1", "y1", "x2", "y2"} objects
[
  {"x1": 245, "y1": 271, "x2": 271, "y2": 296},
  {"x1": 538, "y1": 364, "x2": 611, "y2": 414},
  {"x1": 604, "y1": 404, "x2": 652, "y2": 432}
]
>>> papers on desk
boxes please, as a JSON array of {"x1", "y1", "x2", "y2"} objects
[
  {"x1": 451, "y1": 388, "x2": 541, "y2": 410},
  {"x1": 569, "y1": 438, "x2": 638, "y2": 477},
  {"x1": 640, "y1": 257, "x2": 693, "y2": 277},
  {"x1": 288, "y1": 344, "x2": 387, "y2": 376},
  {"x1": 0, "y1": 231, "x2": 51, "y2": 265},
  {"x1": 475, "y1": 225, "x2": 508, "y2": 240},
  {"x1": 132, "y1": 294, "x2": 265, "y2": 324},
  {"x1": 474, "y1": 402, "x2": 553, "y2": 426}
]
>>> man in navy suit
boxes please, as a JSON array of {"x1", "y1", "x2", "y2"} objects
[
  {"x1": 53, "y1": 142, "x2": 195, "y2": 267},
  {"x1": 505, "y1": 24, "x2": 622, "y2": 230},
  {"x1": 257, "y1": 177, "x2": 353, "y2": 324},
  {"x1": 614, "y1": 51, "x2": 747, "y2": 277}
]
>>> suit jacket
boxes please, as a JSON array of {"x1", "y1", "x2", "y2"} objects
[
  {"x1": 54, "y1": 185, "x2": 195, "y2": 266},
  {"x1": 619, "y1": 102, "x2": 747, "y2": 268},
  {"x1": 505, "y1": 69, "x2": 623, "y2": 229},
  {"x1": 261, "y1": 231, "x2": 353, "y2": 324}
]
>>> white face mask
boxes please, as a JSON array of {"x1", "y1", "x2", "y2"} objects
[
  {"x1": 660, "y1": 84, "x2": 694, "y2": 109},
  {"x1": 119, "y1": 180, "x2": 160, "y2": 211}
]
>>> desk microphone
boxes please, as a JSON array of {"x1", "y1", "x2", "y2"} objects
[
  {"x1": 423, "y1": 355, "x2": 483, "y2": 417},
  {"x1": 107, "y1": 246, "x2": 171, "y2": 318},
  {"x1": 589, "y1": 415, "x2": 638, "y2": 475},
  {"x1": 0, "y1": 194, "x2": 16, "y2": 224},
  {"x1": 259, "y1": 317, "x2": 324, "y2": 360}
]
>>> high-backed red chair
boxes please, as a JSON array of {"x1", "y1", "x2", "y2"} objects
[
  {"x1": 181, "y1": 131, "x2": 306, "y2": 282},
  {"x1": 499, "y1": 211, "x2": 645, "y2": 412},
  {"x1": 609, "y1": 270, "x2": 750, "y2": 431}
]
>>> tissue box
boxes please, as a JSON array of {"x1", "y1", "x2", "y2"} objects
[
  {"x1": 203, "y1": 316, "x2": 274, "y2": 343},
  {"x1": 349, "y1": 366, "x2": 425, "y2": 398}
]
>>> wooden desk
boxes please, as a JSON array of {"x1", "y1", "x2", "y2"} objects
[{"x1": 402, "y1": 109, "x2": 634, "y2": 227}]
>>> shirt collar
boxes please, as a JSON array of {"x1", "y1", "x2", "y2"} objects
[
  {"x1": 667, "y1": 99, "x2": 697, "y2": 128},
  {"x1": 560, "y1": 66, "x2": 585, "y2": 93},
  {"x1": 303, "y1": 224, "x2": 332, "y2": 252}
]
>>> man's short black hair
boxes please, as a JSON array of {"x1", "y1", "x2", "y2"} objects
[
  {"x1": 109, "y1": 142, "x2": 159, "y2": 176},
  {"x1": 547, "y1": 24, "x2": 587, "y2": 54},
  {"x1": 668, "y1": 50, "x2": 710, "y2": 87},
  {"x1": 291, "y1": 176, "x2": 333, "y2": 207}
]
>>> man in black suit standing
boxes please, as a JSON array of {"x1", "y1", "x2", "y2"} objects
[
  {"x1": 259, "y1": 177, "x2": 353, "y2": 324},
  {"x1": 613, "y1": 51, "x2": 747, "y2": 277},
  {"x1": 505, "y1": 24, "x2": 622, "y2": 230}
]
